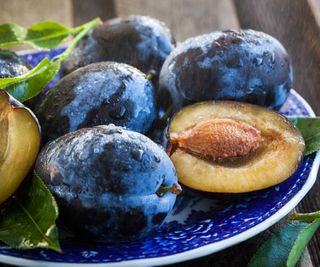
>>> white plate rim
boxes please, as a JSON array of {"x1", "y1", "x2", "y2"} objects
[{"x1": 0, "y1": 89, "x2": 319, "y2": 267}]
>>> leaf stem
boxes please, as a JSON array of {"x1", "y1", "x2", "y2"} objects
[
  {"x1": 156, "y1": 183, "x2": 182, "y2": 196},
  {"x1": 54, "y1": 17, "x2": 101, "y2": 62},
  {"x1": 0, "y1": 18, "x2": 102, "y2": 102},
  {"x1": 291, "y1": 212, "x2": 320, "y2": 222},
  {"x1": 159, "y1": 106, "x2": 173, "y2": 124}
]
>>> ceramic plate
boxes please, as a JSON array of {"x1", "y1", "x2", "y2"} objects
[{"x1": 0, "y1": 50, "x2": 319, "y2": 267}]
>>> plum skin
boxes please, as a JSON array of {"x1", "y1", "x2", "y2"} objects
[
  {"x1": 35, "y1": 125, "x2": 178, "y2": 242},
  {"x1": 0, "y1": 49, "x2": 31, "y2": 78},
  {"x1": 35, "y1": 62, "x2": 157, "y2": 143},
  {"x1": 62, "y1": 15, "x2": 176, "y2": 78},
  {"x1": 159, "y1": 30, "x2": 293, "y2": 112}
]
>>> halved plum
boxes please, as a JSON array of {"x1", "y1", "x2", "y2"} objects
[
  {"x1": 168, "y1": 101, "x2": 305, "y2": 193},
  {"x1": 0, "y1": 90, "x2": 41, "y2": 205}
]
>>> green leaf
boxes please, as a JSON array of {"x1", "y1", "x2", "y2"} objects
[
  {"x1": 25, "y1": 22, "x2": 72, "y2": 50},
  {"x1": 247, "y1": 220, "x2": 320, "y2": 267},
  {"x1": 0, "y1": 23, "x2": 26, "y2": 47},
  {"x1": 287, "y1": 219, "x2": 320, "y2": 266},
  {"x1": 0, "y1": 174, "x2": 61, "y2": 252},
  {"x1": 0, "y1": 21, "x2": 73, "y2": 50},
  {"x1": 0, "y1": 17, "x2": 101, "y2": 102},
  {"x1": 53, "y1": 18, "x2": 101, "y2": 62},
  {"x1": 0, "y1": 58, "x2": 60, "y2": 102},
  {"x1": 289, "y1": 117, "x2": 320, "y2": 155}
]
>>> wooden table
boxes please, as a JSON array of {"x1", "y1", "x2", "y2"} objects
[{"x1": 1, "y1": 0, "x2": 320, "y2": 266}]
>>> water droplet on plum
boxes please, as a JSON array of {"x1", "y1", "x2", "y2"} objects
[
  {"x1": 214, "y1": 41, "x2": 221, "y2": 48},
  {"x1": 128, "y1": 133, "x2": 137, "y2": 139},
  {"x1": 139, "y1": 136, "x2": 147, "y2": 143},
  {"x1": 79, "y1": 152, "x2": 87, "y2": 160},
  {"x1": 253, "y1": 57, "x2": 263, "y2": 66},
  {"x1": 109, "y1": 105, "x2": 127, "y2": 120},
  {"x1": 104, "y1": 143, "x2": 114, "y2": 149},
  {"x1": 131, "y1": 148, "x2": 144, "y2": 160},
  {"x1": 154, "y1": 155, "x2": 161, "y2": 163},
  {"x1": 270, "y1": 51, "x2": 276, "y2": 64}
]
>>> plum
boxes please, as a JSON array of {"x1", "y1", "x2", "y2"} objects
[
  {"x1": 0, "y1": 49, "x2": 31, "y2": 78},
  {"x1": 35, "y1": 125, "x2": 180, "y2": 242},
  {"x1": 159, "y1": 30, "x2": 292, "y2": 112},
  {"x1": 35, "y1": 62, "x2": 157, "y2": 142},
  {"x1": 168, "y1": 101, "x2": 305, "y2": 193},
  {"x1": 62, "y1": 16, "x2": 175, "y2": 80},
  {"x1": 0, "y1": 90, "x2": 41, "y2": 205}
]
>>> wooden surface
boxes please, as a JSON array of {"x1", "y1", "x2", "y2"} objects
[
  {"x1": 0, "y1": 0, "x2": 319, "y2": 266},
  {"x1": 115, "y1": 0, "x2": 239, "y2": 41},
  {"x1": 0, "y1": 0, "x2": 73, "y2": 27},
  {"x1": 72, "y1": 0, "x2": 116, "y2": 26}
]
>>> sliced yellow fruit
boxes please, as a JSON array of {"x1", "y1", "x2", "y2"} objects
[
  {"x1": 0, "y1": 90, "x2": 41, "y2": 204},
  {"x1": 168, "y1": 101, "x2": 305, "y2": 193}
]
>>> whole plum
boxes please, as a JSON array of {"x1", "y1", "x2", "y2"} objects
[
  {"x1": 35, "y1": 125, "x2": 180, "y2": 242},
  {"x1": 62, "y1": 16, "x2": 175, "y2": 79},
  {"x1": 35, "y1": 62, "x2": 157, "y2": 142},
  {"x1": 0, "y1": 49, "x2": 31, "y2": 78},
  {"x1": 159, "y1": 30, "x2": 292, "y2": 112}
]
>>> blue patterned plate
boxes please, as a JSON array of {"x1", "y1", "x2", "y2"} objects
[{"x1": 0, "y1": 50, "x2": 319, "y2": 267}]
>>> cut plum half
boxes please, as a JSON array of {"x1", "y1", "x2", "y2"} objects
[
  {"x1": 168, "y1": 101, "x2": 305, "y2": 193},
  {"x1": 0, "y1": 90, "x2": 41, "y2": 205}
]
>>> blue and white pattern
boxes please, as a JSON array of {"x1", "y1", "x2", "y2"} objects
[{"x1": 0, "y1": 49, "x2": 318, "y2": 266}]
